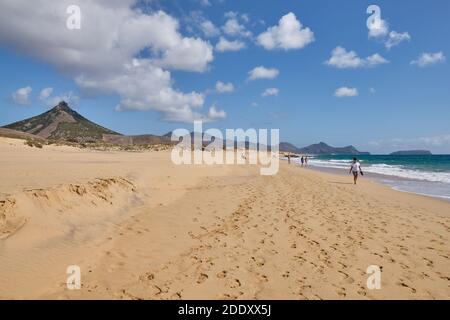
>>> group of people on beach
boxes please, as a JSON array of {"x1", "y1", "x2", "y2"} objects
[
  {"x1": 300, "y1": 156, "x2": 308, "y2": 166},
  {"x1": 287, "y1": 154, "x2": 364, "y2": 185},
  {"x1": 286, "y1": 154, "x2": 308, "y2": 166}
]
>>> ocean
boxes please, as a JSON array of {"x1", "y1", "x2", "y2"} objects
[{"x1": 291, "y1": 154, "x2": 450, "y2": 200}]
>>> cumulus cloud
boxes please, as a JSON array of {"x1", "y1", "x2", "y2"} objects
[
  {"x1": 200, "y1": 20, "x2": 221, "y2": 37},
  {"x1": 385, "y1": 31, "x2": 410, "y2": 50},
  {"x1": 248, "y1": 66, "x2": 279, "y2": 81},
  {"x1": 215, "y1": 81, "x2": 234, "y2": 93},
  {"x1": 411, "y1": 52, "x2": 446, "y2": 67},
  {"x1": 262, "y1": 88, "x2": 279, "y2": 97},
  {"x1": 188, "y1": 11, "x2": 220, "y2": 38},
  {"x1": 45, "y1": 91, "x2": 80, "y2": 107},
  {"x1": 367, "y1": 15, "x2": 410, "y2": 49},
  {"x1": 39, "y1": 87, "x2": 53, "y2": 100},
  {"x1": 207, "y1": 105, "x2": 227, "y2": 120},
  {"x1": 334, "y1": 87, "x2": 358, "y2": 97},
  {"x1": 325, "y1": 47, "x2": 389, "y2": 69},
  {"x1": 257, "y1": 12, "x2": 314, "y2": 50},
  {"x1": 11, "y1": 86, "x2": 32, "y2": 105},
  {"x1": 325, "y1": 47, "x2": 364, "y2": 68},
  {"x1": 366, "y1": 53, "x2": 390, "y2": 67},
  {"x1": 224, "y1": 11, "x2": 238, "y2": 19},
  {"x1": 368, "y1": 17, "x2": 389, "y2": 38},
  {"x1": 222, "y1": 16, "x2": 252, "y2": 38},
  {"x1": 0, "y1": 0, "x2": 219, "y2": 123},
  {"x1": 215, "y1": 37, "x2": 246, "y2": 52}
]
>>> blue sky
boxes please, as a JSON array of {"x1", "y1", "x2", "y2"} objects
[{"x1": 0, "y1": 0, "x2": 449, "y2": 153}]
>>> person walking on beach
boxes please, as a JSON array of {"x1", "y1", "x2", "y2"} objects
[
  {"x1": 349, "y1": 158, "x2": 363, "y2": 185},
  {"x1": 301, "y1": 156, "x2": 304, "y2": 166},
  {"x1": 304, "y1": 156, "x2": 308, "y2": 166}
]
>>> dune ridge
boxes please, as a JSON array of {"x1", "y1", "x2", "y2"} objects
[{"x1": 1, "y1": 177, "x2": 137, "y2": 240}]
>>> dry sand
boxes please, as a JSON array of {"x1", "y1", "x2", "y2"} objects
[{"x1": 0, "y1": 137, "x2": 449, "y2": 299}]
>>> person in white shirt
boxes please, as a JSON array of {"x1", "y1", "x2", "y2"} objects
[{"x1": 349, "y1": 158, "x2": 363, "y2": 185}]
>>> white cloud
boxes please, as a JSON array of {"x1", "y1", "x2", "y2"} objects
[
  {"x1": 368, "y1": 18, "x2": 389, "y2": 38},
  {"x1": 222, "y1": 17, "x2": 252, "y2": 38},
  {"x1": 46, "y1": 91, "x2": 80, "y2": 108},
  {"x1": 368, "y1": 16, "x2": 410, "y2": 49},
  {"x1": 198, "y1": 0, "x2": 211, "y2": 7},
  {"x1": 248, "y1": 66, "x2": 279, "y2": 81},
  {"x1": 224, "y1": 11, "x2": 238, "y2": 19},
  {"x1": 215, "y1": 37, "x2": 246, "y2": 52},
  {"x1": 11, "y1": 86, "x2": 32, "y2": 105},
  {"x1": 35, "y1": 87, "x2": 79, "y2": 107},
  {"x1": 334, "y1": 87, "x2": 358, "y2": 97},
  {"x1": 224, "y1": 11, "x2": 249, "y2": 23},
  {"x1": 385, "y1": 31, "x2": 410, "y2": 49},
  {"x1": 215, "y1": 81, "x2": 234, "y2": 93},
  {"x1": 79, "y1": 59, "x2": 206, "y2": 122},
  {"x1": 207, "y1": 105, "x2": 226, "y2": 120},
  {"x1": 325, "y1": 47, "x2": 364, "y2": 68},
  {"x1": 188, "y1": 11, "x2": 220, "y2": 38},
  {"x1": 241, "y1": 14, "x2": 250, "y2": 23},
  {"x1": 39, "y1": 87, "x2": 53, "y2": 100},
  {"x1": 155, "y1": 36, "x2": 213, "y2": 72},
  {"x1": 257, "y1": 12, "x2": 314, "y2": 50},
  {"x1": 262, "y1": 88, "x2": 279, "y2": 97},
  {"x1": 366, "y1": 53, "x2": 389, "y2": 67},
  {"x1": 411, "y1": 52, "x2": 446, "y2": 67},
  {"x1": 200, "y1": 20, "x2": 220, "y2": 37},
  {"x1": 369, "y1": 87, "x2": 376, "y2": 94},
  {"x1": 0, "y1": 1, "x2": 217, "y2": 123},
  {"x1": 251, "y1": 102, "x2": 258, "y2": 107},
  {"x1": 325, "y1": 47, "x2": 389, "y2": 69}
]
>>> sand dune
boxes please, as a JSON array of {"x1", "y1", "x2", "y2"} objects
[{"x1": 0, "y1": 137, "x2": 449, "y2": 299}]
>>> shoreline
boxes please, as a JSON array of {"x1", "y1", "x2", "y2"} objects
[
  {"x1": 309, "y1": 164, "x2": 450, "y2": 202},
  {"x1": 1, "y1": 138, "x2": 449, "y2": 299},
  {"x1": 282, "y1": 157, "x2": 450, "y2": 202}
]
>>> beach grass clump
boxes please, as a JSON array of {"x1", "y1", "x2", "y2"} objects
[{"x1": 24, "y1": 139, "x2": 43, "y2": 148}]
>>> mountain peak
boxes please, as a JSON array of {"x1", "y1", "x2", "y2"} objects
[
  {"x1": 3, "y1": 101, "x2": 120, "y2": 141},
  {"x1": 52, "y1": 101, "x2": 72, "y2": 112}
]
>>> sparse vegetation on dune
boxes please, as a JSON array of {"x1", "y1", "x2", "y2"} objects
[{"x1": 24, "y1": 139, "x2": 43, "y2": 148}]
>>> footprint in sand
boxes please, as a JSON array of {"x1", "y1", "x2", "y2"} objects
[
  {"x1": 251, "y1": 256, "x2": 266, "y2": 267},
  {"x1": 229, "y1": 279, "x2": 241, "y2": 288},
  {"x1": 197, "y1": 273, "x2": 209, "y2": 284},
  {"x1": 139, "y1": 272, "x2": 155, "y2": 282},
  {"x1": 217, "y1": 270, "x2": 227, "y2": 279}
]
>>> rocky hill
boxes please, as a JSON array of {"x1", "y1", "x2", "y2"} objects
[
  {"x1": 279, "y1": 141, "x2": 370, "y2": 155},
  {"x1": 3, "y1": 101, "x2": 120, "y2": 142}
]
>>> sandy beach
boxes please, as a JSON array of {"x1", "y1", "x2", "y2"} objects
[{"x1": 0, "y1": 137, "x2": 449, "y2": 299}]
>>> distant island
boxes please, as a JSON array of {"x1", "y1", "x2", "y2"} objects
[
  {"x1": 279, "y1": 141, "x2": 370, "y2": 155},
  {"x1": 390, "y1": 150, "x2": 432, "y2": 156}
]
